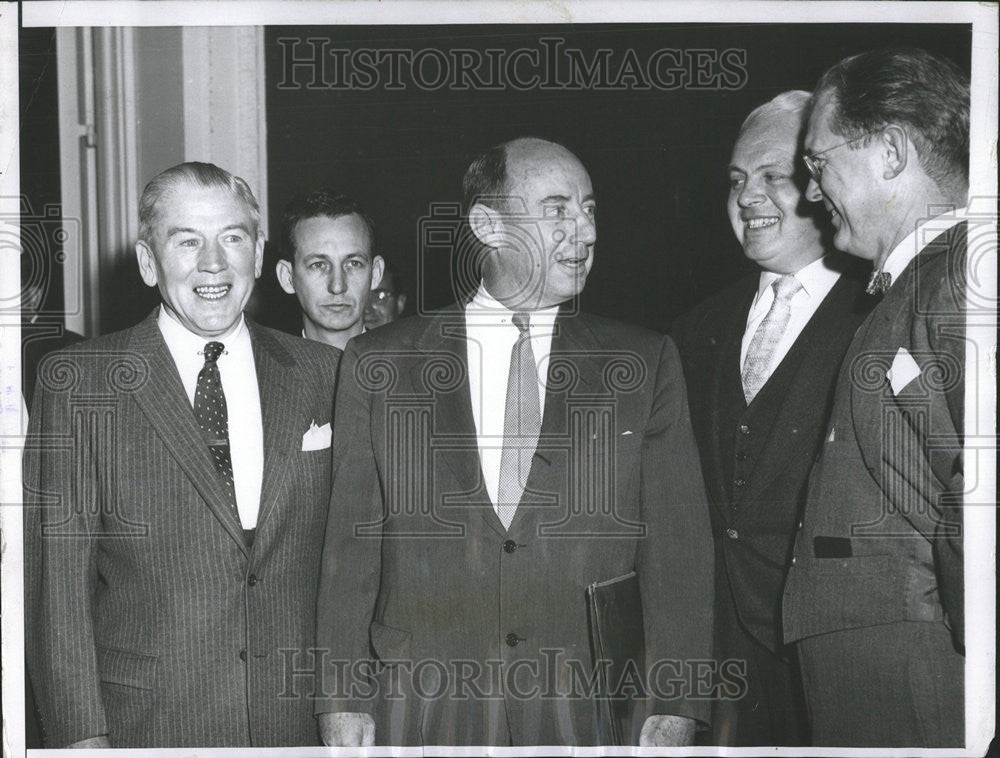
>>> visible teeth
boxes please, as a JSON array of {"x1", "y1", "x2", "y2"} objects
[
  {"x1": 195, "y1": 285, "x2": 229, "y2": 300},
  {"x1": 746, "y1": 217, "x2": 779, "y2": 229}
]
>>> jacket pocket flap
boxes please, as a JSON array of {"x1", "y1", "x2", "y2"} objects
[
  {"x1": 369, "y1": 620, "x2": 412, "y2": 662},
  {"x1": 97, "y1": 646, "x2": 158, "y2": 690}
]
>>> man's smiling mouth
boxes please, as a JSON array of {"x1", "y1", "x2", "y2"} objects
[{"x1": 194, "y1": 285, "x2": 231, "y2": 300}]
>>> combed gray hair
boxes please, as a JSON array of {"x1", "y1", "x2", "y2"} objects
[{"x1": 137, "y1": 162, "x2": 261, "y2": 243}]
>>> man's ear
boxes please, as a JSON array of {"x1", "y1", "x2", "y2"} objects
[
  {"x1": 469, "y1": 202, "x2": 504, "y2": 248},
  {"x1": 881, "y1": 125, "x2": 908, "y2": 180},
  {"x1": 275, "y1": 259, "x2": 296, "y2": 295},
  {"x1": 253, "y1": 234, "x2": 265, "y2": 279},
  {"x1": 370, "y1": 255, "x2": 385, "y2": 290},
  {"x1": 136, "y1": 241, "x2": 158, "y2": 288}
]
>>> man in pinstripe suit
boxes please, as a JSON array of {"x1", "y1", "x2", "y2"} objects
[{"x1": 24, "y1": 162, "x2": 339, "y2": 747}]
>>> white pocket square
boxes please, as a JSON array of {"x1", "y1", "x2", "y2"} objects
[
  {"x1": 886, "y1": 347, "x2": 921, "y2": 395},
  {"x1": 301, "y1": 420, "x2": 332, "y2": 451}
]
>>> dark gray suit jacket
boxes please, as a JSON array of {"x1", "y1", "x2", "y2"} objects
[
  {"x1": 314, "y1": 304, "x2": 714, "y2": 745},
  {"x1": 783, "y1": 224, "x2": 966, "y2": 647},
  {"x1": 24, "y1": 309, "x2": 340, "y2": 747}
]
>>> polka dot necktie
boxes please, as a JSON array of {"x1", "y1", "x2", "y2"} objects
[
  {"x1": 496, "y1": 313, "x2": 542, "y2": 530},
  {"x1": 741, "y1": 274, "x2": 803, "y2": 404},
  {"x1": 194, "y1": 341, "x2": 239, "y2": 521}
]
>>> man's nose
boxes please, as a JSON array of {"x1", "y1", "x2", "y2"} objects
[
  {"x1": 198, "y1": 239, "x2": 227, "y2": 273},
  {"x1": 805, "y1": 177, "x2": 823, "y2": 203},
  {"x1": 328, "y1": 267, "x2": 347, "y2": 294},
  {"x1": 737, "y1": 178, "x2": 765, "y2": 208},
  {"x1": 570, "y1": 212, "x2": 597, "y2": 246}
]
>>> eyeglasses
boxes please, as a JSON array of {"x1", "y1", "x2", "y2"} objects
[
  {"x1": 370, "y1": 290, "x2": 396, "y2": 303},
  {"x1": 802, "y1": 133, "x2": 874, "y2": 182}
]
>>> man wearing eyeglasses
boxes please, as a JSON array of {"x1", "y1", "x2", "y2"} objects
[
  {"x1": 782, "y1": 48, "x2": 970, "y2": 746},
  {"x1": 672, "y1": 91, "x2": 871, "y2": 747}
]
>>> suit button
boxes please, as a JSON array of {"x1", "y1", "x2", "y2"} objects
[
  {"x1": 734, "y1": 478, "x2": 746, "y2": 488},
  {"x1": 247, "y1": 574, "x2": 258, "y2": 586},
  {"x1": 505, "y1": 633, "x2": 520, "y2": 647},
  {"x1": 739, "y1": 424, "x2": 750, "y2": 435},
  {"x1": 503, "y1": 539, "x2": 517, "y2": 554},
  {"x1": 726, "y1": 528, "x2": 739, "y2": 540},
  {"x1": 239, "y1": 649, "x2": 247, "y2": 662}
]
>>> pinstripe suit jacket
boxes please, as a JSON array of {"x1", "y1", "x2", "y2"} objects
[{"x1": 23, "y1": 309, "x2": 340, "y2": 748}]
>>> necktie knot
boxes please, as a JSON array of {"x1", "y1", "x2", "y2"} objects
[
  {"x1": 772, "y1": 274, "x2": 803, "y2": 303},
  {"x1": 512, "y1": 312, "x2": 531, "y2": 336},
  {"x1": 866, "y1": 270, "x2": 891, "y2": 295},
  {"x1": 202, "y1": 341, "x2": 225, "y2": 364}
]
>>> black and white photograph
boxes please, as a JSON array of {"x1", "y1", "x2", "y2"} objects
[{"x1": 1, "y1": 1, "x2": 996, "y2": 754}]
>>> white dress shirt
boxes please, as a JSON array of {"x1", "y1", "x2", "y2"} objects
[
  {"x1": 158, "y1": 308, "x2": 264, "y2": 528},
  {"x1": 465, "y1": 284, "x2": 559, "y2": 510},
  {"x1": 740, "y1": 256, "x2": 843, "y2": 385},
  {"x1": 880, "y1": 207, "x2": 967, "y2": 289}
]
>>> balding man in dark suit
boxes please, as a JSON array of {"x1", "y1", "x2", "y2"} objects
[{"x1": 315, "y1": 137, "x2": 714, "y2": 747}]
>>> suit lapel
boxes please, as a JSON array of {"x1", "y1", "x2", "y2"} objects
[
  {"x1": 128, "y1": 310, "x2": 249, "y2": 553},
  {"x1": 410, "y1": 310, "x2": 496, "y2": 534},
  {"x1": 249, "y1": 322, "x2": 297, "y2": 532},
  {"x1": 708, "y1": 284, "x2": 755, "y2": 518},
  {"x1": 739, "y1": 275, "x2": 865, "y2": 508}
]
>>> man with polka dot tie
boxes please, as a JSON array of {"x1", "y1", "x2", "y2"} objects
[{"x1": 25, "y1": 162, "x2": 340, "y2": 748}]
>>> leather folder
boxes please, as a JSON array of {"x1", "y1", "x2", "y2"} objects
[{"x1": 586, "y1": 570, "x2": 645, "y2": 746}]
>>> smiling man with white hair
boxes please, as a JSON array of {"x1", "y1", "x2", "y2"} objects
[
  {"x1": 24, "y1": 162, "x2": 340, "y2": 748},
  {"x1": 672, "y1": 91, "x2": 871, "y2": 746}
]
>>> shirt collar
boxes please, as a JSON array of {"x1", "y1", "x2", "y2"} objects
[
  {"x1": 157, "y1": 306, "x2": 249, "y2": 356},
  {"x1": 880, "y1": 207, "x2": 967, "y2": 287},
  {"x1": 756, "y1": 254, "x2": 840, "y2": 299},
  {"x1": 466, "y1": 282, "x2": 560, "y2": 329}
]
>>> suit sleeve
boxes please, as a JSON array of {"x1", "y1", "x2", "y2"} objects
[
  {"x1": 636, "y1": 335, "x2": 714, "y2": 727},
  {"x1": 23, "y1": 354, "x2": 108, "y2": 746},
  {"x1": 883, "y1": 242, "x2": 966, "y2": 648},
  {"x1": 922, "y1": 245, "x2": 967, "y2": 648},
  {"x1": 314, "y1": 339, "x2": 384, "y2": 715}
]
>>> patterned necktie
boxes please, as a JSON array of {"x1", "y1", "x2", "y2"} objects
[
  {"x1": 194, "y1": 341, "x2": 239, "y2": 521},
  {"x1": 741, "y1": 275, "x2": 803, "y2": 404},
  {"x1": 866, "y1": 269, "x2": 891, "y2": 295},
  {"x1": 496, "y1": 313, "x2": 542, "y2": 530}
]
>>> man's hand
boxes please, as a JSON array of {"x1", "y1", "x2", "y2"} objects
[
  {"x1": 318, "y1": 712, "x2": 375, "y2": 747},
  {"x1": 68, "y1": 736, "x2": 112, "y2": 749},
  {"x1": 639, "y1": 714, "x2": 696, "y2": 746}
]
